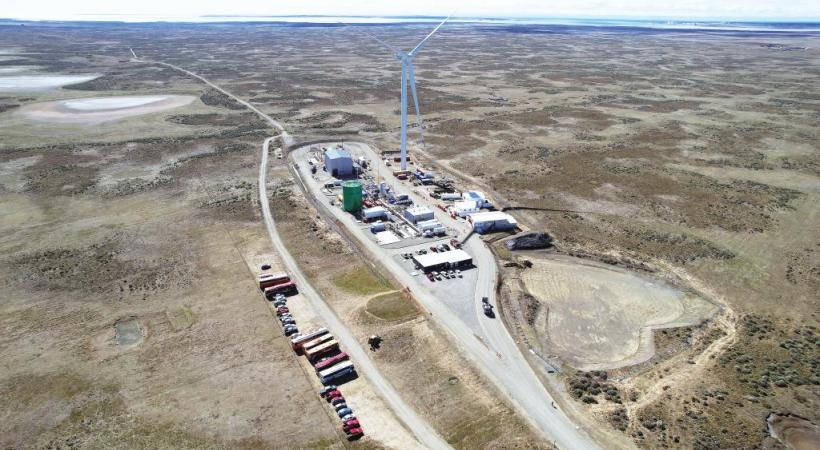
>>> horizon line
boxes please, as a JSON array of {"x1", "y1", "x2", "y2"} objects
[{"x1": 1, "y1": 14, "x2": 820, "y2": 24}]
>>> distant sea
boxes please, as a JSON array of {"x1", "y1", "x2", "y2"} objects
[{"x1": 1, "y1": 15, "x2": 819, "y2": 33}]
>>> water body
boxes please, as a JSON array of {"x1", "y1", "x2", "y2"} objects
[
  {"x1": 61, "y1": 96, "x2": 169, "y2": 111},
  {"x1": 0, "y1": 74, "x2": 99, "y2": 92}
]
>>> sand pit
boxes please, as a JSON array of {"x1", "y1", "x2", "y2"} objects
[
  {"x1": 0, "y1": 74, "x2": 99, "y2": 91},
  {"x1": 521, "y1": 255, "x2": 717, "y2": 370},
  {"x1": 16, "y1": 95, "x2": 196, "y2": 124}
]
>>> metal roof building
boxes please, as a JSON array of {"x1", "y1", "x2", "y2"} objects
[
  {"x1": 324, "y1": 147, "x2": 353, "y2": 177},
  {"x1": 411, "y1": 249, "x2": 473, "y2": 272},
  {"x1": 452, "y1": 200, "x2": 480, "y2": 217},
  {"x1": 462, "y1": 190, "x2": 489, "y2": 208},
  {"x1": 404, "y1": 206, "x2": 434, "y2": 224},
  {"x1": 469, "y1": 211, "x2": 518, "y2": 234}
]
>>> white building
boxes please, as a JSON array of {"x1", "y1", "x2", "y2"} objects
[
  {"x1": 452, "y1": 200, "x2": 479, "y2": 217},
  {"x1": 462, "y1": 190, "x2": 490, "y2": 208},
  {"x1": 362, "y1": 206, "x2": 387, "y2": 220},
  {"x1": 404, "y1": 206, "x2": 434, "y2": 224},
  {"x1": 324, "y1": 147, "x2": 353, "y2": 177},
  {"x1": 416, "y1": 219, "x2": 441, "y2": 231},
  {"x1": 468, "y1": 211, "x2": 518, "y2": 234},
  {"x1": 412, "y1": 249, "x2": 473, "y2": 272}
]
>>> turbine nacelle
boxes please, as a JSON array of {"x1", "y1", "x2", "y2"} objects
[{"x1": 349, "y1": 16, "x2": 450, "y2": 170}]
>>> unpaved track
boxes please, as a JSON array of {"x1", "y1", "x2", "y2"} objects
[
  {"x1": 141, "y1": 56, "x2": 452, "y2": 450},
  {"x1": 261, "y1": 138, "x2": 452, "y2": 450}
]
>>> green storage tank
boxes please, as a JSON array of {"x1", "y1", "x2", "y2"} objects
[{"x1": 342, "y1": 180, "x2": 363, "y2": 212}]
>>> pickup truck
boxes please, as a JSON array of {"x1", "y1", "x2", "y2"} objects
[{"x1": 483, "y1": 302, "x2": 495, "y2": 318}]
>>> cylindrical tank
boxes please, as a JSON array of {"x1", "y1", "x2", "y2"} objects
[{"x1": 342, "y1": 180, "x2": 363, "y2": 212}]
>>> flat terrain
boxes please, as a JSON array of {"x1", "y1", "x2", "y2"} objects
[
  {"x1": 520, "y1": 254, "x2": 717, "y2": 370},
  {"x1": 1, "y1": 20, "x2": 818, "y2": 450},
  {"x1": 0, "y1": 45, "x2": 341, "y2": 448}
]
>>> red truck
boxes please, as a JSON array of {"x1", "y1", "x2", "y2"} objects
[
  {"x1": 314, "y1": 352, "x2": 349, "y2": 373},
  {"x1": 259, "y1": 272, "x2": 290, "y2": 290},
  {"x1": 264, "y1": 281, "x2": 298, "y2": 298}
]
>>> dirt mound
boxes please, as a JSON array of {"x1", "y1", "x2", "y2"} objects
[
  {"x1": 768, "y1": 413, "x2": 820, "y2": 450},
  {"x1": 504, "y1": 232, "x2": 553, "y2": 250}
]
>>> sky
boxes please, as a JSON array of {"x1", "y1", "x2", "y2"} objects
[{"x1": 2, "y1": 0, "x2": 819, "y2": 22}]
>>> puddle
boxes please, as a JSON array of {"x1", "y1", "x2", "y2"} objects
[{"x1": 114, "y1": 317, "x2": 143, "y2": 346}]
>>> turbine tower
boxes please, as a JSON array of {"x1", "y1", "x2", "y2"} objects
[{"x1": 356, "y1": 16, "x2": 450, "y2": 170}]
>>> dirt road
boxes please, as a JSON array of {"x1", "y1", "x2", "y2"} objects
[{"x1": 260, "y1": 138, "x2": 452, "y2": 450}]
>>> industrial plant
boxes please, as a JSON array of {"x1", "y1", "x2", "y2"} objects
[{"x1": 303, "y1": 142, "x2": 519, "y2": 280}]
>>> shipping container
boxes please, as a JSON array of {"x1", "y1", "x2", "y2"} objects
[
  {"x1": 318, "y1": 361, "x2": 356, "y2": 385},
  {"x1": 305, "y1": 339, "x2": 339, "y2": 361},
  {"x1": 291, "y1": 327, "x2": 329, "y2": 352},
  {"x1": 302, "y1": 333, "x2": 335, "y2": 352}
]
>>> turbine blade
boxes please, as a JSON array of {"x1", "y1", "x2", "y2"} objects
[
  {"x1": 339, "y1": 22, "x2": 404, "y2": 56},
  {"x1": 409, "y1": 15, "x2": 451, "y2": 56},
  {"x1": 407, "y1": 63, "x2": 423, "y2": 129},
  {"x1": 407, "y1": 63, "x2": 425, "y2": 151}
]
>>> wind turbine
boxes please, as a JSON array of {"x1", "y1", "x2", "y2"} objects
[{"x1": 353, "y1": 16, "x2": 450, "y2": 171}]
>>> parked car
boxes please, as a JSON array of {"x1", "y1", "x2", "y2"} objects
[
  {"x1": 442, "y1": 244, "x2": 451, "y2": 251},
  {"x1": 429, "y1": 246, "x2": 438, "y2": 252},
  {"x1": 346, "y1": 428, "x2": 364, "y2": 440},
  {"x1": 323, "y1": 389, "x2": 341, "y2": 400},
  {"x1": 337, "y1": 408, "x2": 353, "y2": 418},
  {"x1": 343, "y1": 419, "x2": 361, "y2": 429},
  {"x1": 426, "y1": 273, "x2": 435, "y2": 282},
  {"x1": 341, "y1": 414, "x2": 356, "y2": 422},
  {"x1": 276, "y1": 307, "x2": 290, "y2": 315},
  {"x1": 319, "y1": 386, "x2": 337, "y2": 397},
  {"x1": 284, "y1": 328, "x2": 299, "y2": 337},
  {"x1": 281, "y1": 318, "x2": 296, "y2": 326},
  {"x1": 331, "y1": 397, "x2": 346, "y2": 406},
  {"x1": 333, "y1": 403, "x2": 348, "y2": 412},
  {"x1": 273, "y1": 300, "x2": 286, "y2": 307}
]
